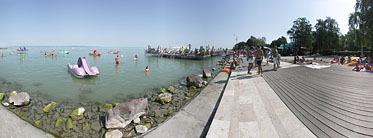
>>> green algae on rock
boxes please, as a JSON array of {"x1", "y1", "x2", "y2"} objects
[
  {"x1": 99, "y1": 104, "x2": 113, "y2": 112},
  {"x1": 55, "y1": 118, "x2": 64, "y2": 128},
  {"x1": 9, "y1": 91, "x2": 17, "y2": 96},
  {"x1": 160, "y1": 88, "x2": 166, "y2": 93},
  {"x1": 34, "y1": 120, "x2": 42, "y2": 128},
  {"x1": 43, "y1": 102, "x2": 57, "y2": 113},
  {"x1": 66, "y1": 118, "x2": 73, "y2": 129},
  {"x1": 0, "y1": 93, "x2": 4, "y2": 101},
  {"x1": 70, "y1": 107, "x2": 85, "y2": 120}
]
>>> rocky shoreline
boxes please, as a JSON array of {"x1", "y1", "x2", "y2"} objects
[{"x1": 0, "y1": 57, "x2": 229, "y2": 138}]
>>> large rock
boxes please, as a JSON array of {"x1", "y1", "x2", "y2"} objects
[
  {"x1": 105, "y1": 98, "x2": 148, "y2": 129},
  {"x1": 135, "y1": 125, "x2": 148, "y2": 134},
  {"x1": 203, "y1": 69, "x2": 211, "y2": 78},
  {"x1": 186, "y1": 74, "x2": 203, "y2": 88},
  {"x1": 158, "y1": 93, "x2": 172, "y2": 104},
  {"x1": 105, "y1": 129, "x2": 123, "y2": 138},
  {"x1": 8, "y1": 92, "x2": 30, "y2": 106}
]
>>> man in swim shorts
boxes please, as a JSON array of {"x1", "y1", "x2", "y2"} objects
[
  {"x1": 272, "y1": 46, "x2": 279, "y2": 71},
  {"x1": 115, "y1": 55, "x2": 120, "y2": 64},
  {"x1": 254, "y1": 46, "x2": 264, "y2": 76}
]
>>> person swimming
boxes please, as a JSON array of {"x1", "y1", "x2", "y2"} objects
[
  {"x1": 135, "y1": 54, "x2": 138, "y2": 59},
  {"x1": 145, "y1": 66, "x2": 149, "y2": 72},
  {"x1": 115, "y1": 55, "x2": 120, "y2": 64}
]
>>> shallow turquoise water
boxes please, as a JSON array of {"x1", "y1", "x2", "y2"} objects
[{"x1": 0, "y1": 47, "x2": 221, "y2": 103}]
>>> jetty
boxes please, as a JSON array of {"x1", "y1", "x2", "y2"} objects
[{"x1": 145, "y1": 45, "x2": 226, "y2": 60}]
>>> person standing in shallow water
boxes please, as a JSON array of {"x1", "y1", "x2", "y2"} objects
[
  {"x1": 254, "y1": 46, "x2": 264, "y2": 76},
  {"x1": 115, "y1": 55, "x2": 120, "y2": 64}
]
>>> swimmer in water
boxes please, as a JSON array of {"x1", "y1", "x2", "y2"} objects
[
  {"x1": 135, "y1": 54, "x2": 138, "y2": 59},
  {"x1": 145, "y1": 66, "x2": 149, "y2": 72},
  {"x1": 115, "y1": 55, "x2": 120, "y2": 64}
]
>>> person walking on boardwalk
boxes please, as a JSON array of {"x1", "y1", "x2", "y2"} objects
[
  {"x1": 254, "y1": 46, "x2": 264, "y2": 76},
  {"x1": 247, "y1": 47, "x2": 254, "y2": 74},
  {"x1": 272, "y1": 46, "x2": 279, "y2": 71}
]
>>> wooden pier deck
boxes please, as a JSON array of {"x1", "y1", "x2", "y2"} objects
[{"x1": 263, "y1": 65, "x2": 373, "y2": 138}]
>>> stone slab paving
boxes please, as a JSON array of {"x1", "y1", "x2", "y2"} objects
[
  {"x1": 0, "y1": 105, "x2": 52, "y2": 138},
  {"x1": 206, "y1": 70, "x2": 315, "y2": 138},
  {"x1": 144, "y1": 72, "x2": 229, "y2": 138}
]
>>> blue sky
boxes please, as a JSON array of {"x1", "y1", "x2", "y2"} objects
[{"x1": 0, "y1": 0, "x2": 355, "y2": 48}]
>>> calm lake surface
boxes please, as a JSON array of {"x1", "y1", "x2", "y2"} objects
[{"x1": 0, "y1": 46, "x2": 221, "y2": 103}]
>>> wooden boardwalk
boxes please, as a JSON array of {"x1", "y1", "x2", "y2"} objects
[{"x1": 263, "y1": 65, "x2": 373, "y2": 138}]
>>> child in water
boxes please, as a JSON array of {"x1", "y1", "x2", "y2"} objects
[
  {"x1": 115, "y1": 55, "x2": 120, "y2": 64},
  {"x1": 145, "y1": 66, "x2": 149, "y2": 72}
]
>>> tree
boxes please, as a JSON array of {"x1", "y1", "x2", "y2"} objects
[
  {"x1": 350, "y1": 0, "x2": 373, "y2": 57},
  {"x1": 313, "y1": 17, "x2": 340, "y2": 54},
  {"x1": 270, "y1": 36, "x2": 287, "y2": 48},
  {"x1": 287, "y1": 17, "x2": 313, "y2": 52},
  {"x1": 246, "y1": 36, "x2": 266, "y2": 47},
  {"x1": 233, "y1": 41, "x2": 246, "y2": 50}
]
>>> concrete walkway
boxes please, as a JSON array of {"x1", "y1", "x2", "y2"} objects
[
  {"x1": 144, "y1": 72, "x2": 229, "y2": 138},
  {"x1": 206, "y1": 69, "x2": 315, "y2": 138},
  {"x1": 0, "y1": 106, "x2": 52, "y2": 138}
]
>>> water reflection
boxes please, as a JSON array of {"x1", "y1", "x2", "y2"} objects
[
  {"x1": 115, "y1": 64, "x2": 119, "y2": 72},
  {"x1": 68, "y1": 71, "x2": 100, "y2": 85}
]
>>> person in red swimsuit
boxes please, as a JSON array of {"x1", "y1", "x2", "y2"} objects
[{"x1": 115, "y1": 55, "x2": 120, "y2": 64}]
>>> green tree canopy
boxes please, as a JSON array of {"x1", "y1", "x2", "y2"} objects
[
  {"x1": 287, "y1": 17, "x2": 313, "y2": 50},
  {"x1": 233, "y1": 41, "x2": 246, "y2": 50},
  {"x1": 270, "y1": 36, "x2": 287, "y2": 48},
  {"x1": 246, "y1": 36, "x2": 266, "y2": 47},
  {"x1": 313, "y1": 17, "x2": 340, "y2": 54},
  {"x1": 349, "y1": 0, "x2": 373, "y2": 56}
]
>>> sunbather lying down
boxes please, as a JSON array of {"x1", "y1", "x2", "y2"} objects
[
  {"x1": 352, "y1": 64, "x2": 361, "y2": 72},
  {"x1": 353, "y1": 63, "x2": 373, "y2": 72}
]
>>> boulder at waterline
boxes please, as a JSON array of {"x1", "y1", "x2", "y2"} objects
[
  {"x1": 1, "y1": 101, "x2": 9, "y2": 107},
  {"x1": 43, "y1": 102, "x2": 57, "y2": 113},
  {"x1": 8, "y1": 92, "x2": 30, "y2": 106},
  {"x1": 70, "y1": 107, "x2": 85, "y2": 120},
  {"x1": 158, "y1": 93, "x2": 172, "y2": 104},
  {"x1": 105, "y1": 98, "x2": 148, "y2": 129},
  {"x1": 135, "y1": 125, "x2": 148, "y2": 134},
  {"x1": 186, "y1": 74, "x2": 203, "y2": 88},
  {"x1": 105, "y1": 129, "x2": 123, "y2": 138},
  {"x1": 203, "y1": 69, "x2": 211, "y2": 78},
  {"x1": 133, "y1": 117, "x2": 140, "y2": 124}
]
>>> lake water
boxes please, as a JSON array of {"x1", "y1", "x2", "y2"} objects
[{"x1": 0, "y1": 46, "x2": 221, "y2": 103}]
